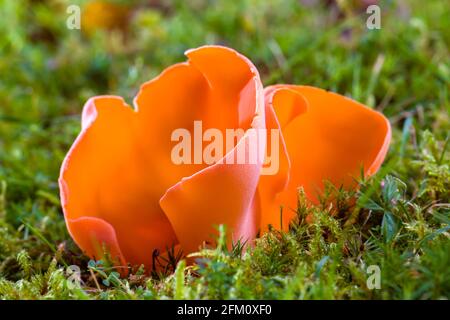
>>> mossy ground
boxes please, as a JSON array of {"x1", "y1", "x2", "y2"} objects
[{"x1": 0, "y1": 0, "x2": 448, "y2": 299}]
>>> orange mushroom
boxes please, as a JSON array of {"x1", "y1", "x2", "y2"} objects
[
  {"x1": 59, "y1": 46, "x2": 265, "y2": 271},
  {"x1": 59, "y1": 46, "x2": 391, "y2": 272},
  {"x1": 258, "y1": 85, "x2": 391, "y2": 231}
]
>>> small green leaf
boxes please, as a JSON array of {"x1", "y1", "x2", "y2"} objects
[{"x1": 382, "y1": 211, "x2": 398, "y2": 242}]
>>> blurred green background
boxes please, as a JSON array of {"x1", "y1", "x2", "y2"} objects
[{"x1": 0, "y1": 0, "x2": 448, "y2": 299}]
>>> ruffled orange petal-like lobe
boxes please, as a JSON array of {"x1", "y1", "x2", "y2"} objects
[
  {"x1": 60, "y1": 96, "x2": 178, "y2": 269},
  {"x1": 259, "y1": 85, "x2": 391, "y2": 230},
  {"x1": 66, "y1": 216, "x2": 126, "y2": 267},
  {"x1": 160, "y1": 128, "x2": 264, "y2": 254},
  {"x1": 257, "y1": 88, "x2": 308, "y2": 231},
  {"x1": 160, "y1": 46, "x2": 265, "y2": 253}
]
